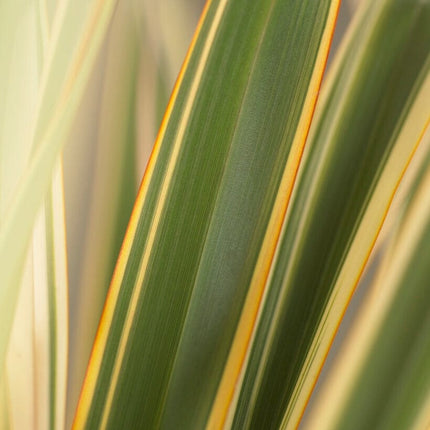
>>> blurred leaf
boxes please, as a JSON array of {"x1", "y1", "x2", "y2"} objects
[
  {"x1": 4, "y1": 162, "x2": 69, "y2": 430},
  {"x1": 41, "y1": 0, "x2": 58, "y2": 30},
  {"x1": 0, "y1": 0, "x2": 41, "y2": 218},
  {"x1": 304, "y1": 129, "x2": 430, "y2": 430},
  {"x1": 34, "y1": 163, "x2": 69, "y2": 430},
  {"x1": 139, "y1": 0, "x2": 203, "y2": 86},
  {"x1": 0, "y1": 378, "x2": 9, "y2": 429},
  {"x1": 135, "y1": 0, "x2": 201, "y2": 166},
  {"x1": 0, "y1": 2, "x2": 68, "y2": 428},
  {"x1": 6, "y1": 256, "x2": 36, "y2": 430},
  {"x1": 66, "y1": 0, "x2": 139, "y2": 422},
  {"x1": 0, "y1": 5, "x2": 44, "y2": 414},
  {"x1": 73, "y1": 0, "x2": 340, "y2": 428},
  {"x1": 0, "y1": 0, "x2": 117, "y2": 372}
]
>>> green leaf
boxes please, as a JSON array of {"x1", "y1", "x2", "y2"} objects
[
  {"x1": 304, "y1": 130, "x2": 430, "y2": 430},
  {"x1": 66, "y1": 0, "x2": 202, "y2": 423},
  {"x1": 230, "y1": 1, "x2": 430, "y2": 428},
  {"x1": 73, "y1": 0, "x2": 340, "y2": 428}
]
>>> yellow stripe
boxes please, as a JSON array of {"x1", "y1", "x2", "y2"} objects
[
  {"x1": 206, "y1": 2, "x2": 341, "y2": 429},
  {"x1": 73, "y1": 0, "x2": 226, "y2": 427}
]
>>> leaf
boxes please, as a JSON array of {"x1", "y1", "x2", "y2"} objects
[
  {"x1": 230, "y1": 1, "x2": 430, "y2": 428},
  {"x1": 0, "y1": 0, "x2": 117, "y2": 372},
  {"x1": 3, "y1": 161, "x2": 69, "y2": 430},
  {"x1": 73, "y1": 0, "x2": 340, "y2": 428},
  {"x1": 5, "y1": 255, "x2": 36, "y2": 430},
  {"x1": 66, "y1": 0, "x2": 203, "y2": 422},
  {"x1": 1, "y1": 2, "x2": 68, "y2": 428},
  {"x1": 0, "y1": 4, "x2": 44, "y2": 409},
  {"x1": 0, "y1": 0, "x2": 41, "y2": 218},
  {"x1": 136, "y1": 0, "x2": 203, "y2": 164},
  {"x1": 304, "y1": 129, "x2": 430, "y2": 430},
  {"x1": 0, "y1": 377, "x2": 10, "y2": 429},
  {"x1": 2, "y1": 164, "x2": 69, "y2": 430},
  {"x1": 33, "y1": 162, "x2": 69, "y2": 430},
  {"x1": 66, "y1": 0, "x2": 139, "y2": 421}
]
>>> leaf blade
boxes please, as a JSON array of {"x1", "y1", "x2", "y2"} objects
[
  {"x1": 305, "y1": 130, "x2": 430, "y2": 430},
  {"x1": 73, "y1": 0, "x2": 340, "y2": 428},
  {"x1": 231, "y1": 1, "x2": 430, "y2": 428}
]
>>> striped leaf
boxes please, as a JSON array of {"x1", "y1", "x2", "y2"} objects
[
  {"x1": 66, "y1": 1, "x2": 202, "y2": 423},
  {"x1": 230, "y1": 1, "x2": 430, "y2": 428},
  {"x1": 66, "y1": 0, "x2": 139, "y2": 421},
  {"x1": 304, "y1": 130, "x2": 430, "y2": 430},
  {"x1": 73, "y1": 0, "x2": 340, "y2": 428}
]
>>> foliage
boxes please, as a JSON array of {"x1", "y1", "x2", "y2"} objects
[{"x1": 0, "y1": 0, "x2": 429, "y2": 429}]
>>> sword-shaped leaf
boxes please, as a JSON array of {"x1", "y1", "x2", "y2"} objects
[
  {"x1": 304, "y1": 130, "x2": 430, "y2": 430},
  {"x1": 230, "y1": 1, "x2": 430, "y2": 428},
  {"x1": 73, "y1": 0, "x2": 340, "y2": 428}
]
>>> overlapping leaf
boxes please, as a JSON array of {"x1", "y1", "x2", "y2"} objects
[
  {"x1": 73, "y1": 0, "x2": 340, "y2": 428},
  {"x1": 66, "y1": 1, "x2": 203, "y2": 423},
  {"x1": 304, "y1": 130, "x2": 430, "y2": 430},
  {"x1": 0, "y1": 0, "x2": 117, "y2": 372},
  {"x1": 229, "y1": 1, "x2": 430, "y2": 428},
  {"x1": 0, "y1": 2, "x2": 69, "y2": 427}
]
